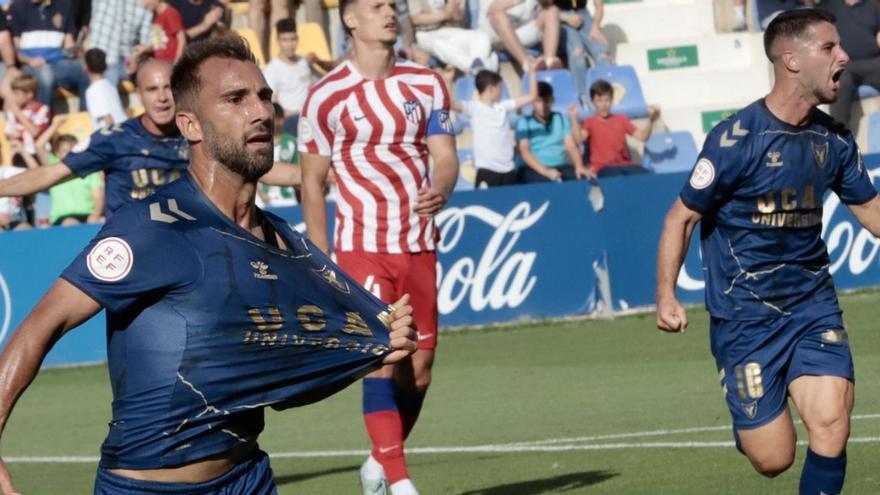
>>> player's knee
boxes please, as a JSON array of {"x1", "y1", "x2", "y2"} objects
[
  {"x1": 806, "y1": 410, "x2": 850, "y2": 451},
  {"x1": 748, "y1": 450, "x2": 795, "y2": 478}
]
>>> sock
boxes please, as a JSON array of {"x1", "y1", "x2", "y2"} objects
[
  {"x1": 396, "y1": 389, "x2": 426, "y2": 439},
  {"x1": 799, "y1": 448, "x2": 846, "y2": 495},
  {"x1": 363, "y1": 378, "x2": 409, "y2": 484},
  {"x1": 390, "y1": 478, "x2": 419, "y2": 495},
  {"x1": 362, "y1": 454, "x2": 384, "y2": 478},
  {"x1": 734, "y1": 5, "x2": 745, "y2": 22}
]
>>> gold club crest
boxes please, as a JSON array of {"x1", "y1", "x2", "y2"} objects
[{"x1": 812, "y1": 141, "x2": 829, "y2": 168}]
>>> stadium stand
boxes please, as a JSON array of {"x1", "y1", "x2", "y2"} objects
[
  {"x1": 455, "y1": 148, "x2": 476, "y2": 190},
  {"x1": 522, "y1": 69, "x2": 587, "y2": 119},
  {"x1": 642, "y1": 130, "x2": 698, "y2": 174},
  {"x1": 55, "y1": 112, "x2": 94, "y2": 147},
  {"x1": 601, "y1": 0, "x2": 716, "y2": 45}
]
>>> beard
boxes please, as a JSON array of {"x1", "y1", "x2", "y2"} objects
[{"x1": 201, "y1": 117, "x2": 274, "y2": 182}]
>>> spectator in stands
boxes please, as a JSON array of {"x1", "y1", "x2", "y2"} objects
[
  {"x1": 756, "y1": 0, "x2": 811, "y2": 30},
  {"x1": 516, "y1": 81, "x2": 591, "y2": 182},
  {"x1": 169, "y1": 0, "x2": 226, "y2": 42},
  {"x1": 482, "y1": 0, "x2": 562, "y2": 71},
  {"x1": 732, "y1": 0, "x2": 748, "y2": 31},
  {"x1": 249, "y1": 0, "x2": 292, "y2": 58},
  {"x1": 84, "y1": 48, "x2": 127, "y2": 130},
  {"x1": 570, "y1": 79, "x2": 658, "y2": 177},
  {"x1": 0, "y1": 143, "x2": 29, "y2": 231},
  {"x1": 409, "y1": 0, "x2": 497, "y2": 73},
  {"x1": 136, "y1": 0, "x2": 187, "y2": 64},
  {"x1": 557, "y1": 0, "x2": 612, "y2": 104},
  {"x1": 822, "y1": 0, "x2": 880, "y2": 127},
  {"x1": 18, "y1": 119, "x2": 105, "y2": 225},
  {"x1": 4, "y1": 74, "x2": 50, "y2": 161},
  {"x1": 0, "y1": 9, "x2": 22, "y2": 98},
  {"x1": 257, "y1": 102, "x2": 301, "y2": 207},
  {"x1": 450, "y1": 66, "x2": 537, "y2": 187},
  {"x1": 87, "y1": 0, "x2": 154, "y2": 85},
  {"x1": 9, "y1": 0, "x2": 91, "y2": 110},
  {"x1": 263, "y1": 19, "x2": 318, "y2": 132}
]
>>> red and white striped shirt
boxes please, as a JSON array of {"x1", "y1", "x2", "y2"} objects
[{"x1": 299, "y1": 59, "x2": 453, "y2": 254}]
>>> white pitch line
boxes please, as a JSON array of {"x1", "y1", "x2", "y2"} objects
[{"x1": 7, "y1": 414, "x2": 880, "y2": 464}]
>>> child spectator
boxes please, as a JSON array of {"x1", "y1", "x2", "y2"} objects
[
  {"x1": 516, "y1": 81, "x2": 591, "y2": 183},
  {"x1": 570, "y1": 79, "x2": 659, "y2": 177},
  {"x1": 263, "y1": 19, "x2": 319, "y2": 132},
  {"x1": 4, "y1": 74, "x2": 50, "y2": 160},
  {"x1": 0, "y1": 140, "x2": 30, "y2": 231},
  {"x1": 18, "y1": 118, "x2": 105, "y2": 226},
  {"x1": 256, "y1": 103, "x2": 301, "y2": 208},
  {"x1": 136, "y1": 0, "x2": 187, "y2": 64},
  {"x1": 84, "y1": 48, "x2": 128, "y2": 130},
  {"x1": 450, "y1": 66, "x2": 537, "y2": 188}
]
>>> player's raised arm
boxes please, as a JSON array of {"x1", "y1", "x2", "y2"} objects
[
  {"x1": 0, "y1": 162, "x2": 74, "y2": 197},
  {"x1": 300, "y1": 152, "x2": 333, "y2": 254},
  {"x1": 656, "y1": 198, "x2": 702, "y2": 333},
  {"x1": 0, "y1": 280, "x2": 102, "y2": 494}
]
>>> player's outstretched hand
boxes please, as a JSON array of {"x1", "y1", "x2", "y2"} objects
[
  {"x1": 383, "y1": 294, "x2": 417, "y2": 364},
  {"x1": 415, "y1": 186, "x2": 448, "y2": 217},
  {"x1": 656, "y1": 296, "x2": 688, "y2": 333},
  {"x1": 0, "y1": 457, "x2": 21, "y2": 495}
]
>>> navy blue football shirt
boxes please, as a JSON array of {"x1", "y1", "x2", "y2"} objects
[
  {"x1": 61, "y1": 175, "x2": 394, "y2": 469},
  {"x1": 64, "y1": 117, "x2": 190, "y2": 215},
  {"x1": 680, "y1": 99, "x2": 876, "y2": 320}
]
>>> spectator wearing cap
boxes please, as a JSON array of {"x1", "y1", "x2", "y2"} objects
[
  {"x1": 9, "y1": 0, "x2": 90, "y2": 109},
  {"x1": 515, "y1": 81, "x2": 592, "y2": 183}
]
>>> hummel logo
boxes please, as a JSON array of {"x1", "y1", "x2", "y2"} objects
[
  {"x1": 250, "y1": 261, "x2": 278, "y2": 280},
  {"x1": 378, "y1": 445, "x2": 400, "y2": 454}
]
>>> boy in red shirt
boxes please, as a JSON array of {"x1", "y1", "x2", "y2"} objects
[
  {"x1": 136, "y1": 0, "x2": 187, "y2": 63},
  {"x1": 570, "y1": 79, "x2": 659, "y2": 177}
]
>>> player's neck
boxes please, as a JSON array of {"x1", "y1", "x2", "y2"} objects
[
  {"x1": 349, "y1": 42, "x2": 396, "y2": 80},
  {"x1": 765, "y1": 86, "x2": 815, "y2": 127}
]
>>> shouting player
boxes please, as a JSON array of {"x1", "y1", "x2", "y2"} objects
[
  {"x1": 0, "y1": 58, "x2": 301, "y2": 217},
  {"x1": 0, "y1": 36, "x2": 417, "y2": 494},
  {"x1": 656, "y1": 9, "x2": 880, "y2": 495},
  {"x1": 299, "y1": 0, "x2": 459, "y2": 493}
]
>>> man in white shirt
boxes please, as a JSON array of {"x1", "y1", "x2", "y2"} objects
[
  {"x1": 408, "y1": 0, "x2": 497, "y2": 73},
  {"x1": 84, "y1": 49, "x2": 127, "y2": 129},
  {"x1": 262, "y1": 18, "x2": 320, "y2": 133}
]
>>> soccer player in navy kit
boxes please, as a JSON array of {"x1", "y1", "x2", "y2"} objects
[
  {"x1": 657, "y1": 10, "x2": 880, "y2": 495},
  {"x1": 0, "y1": 58, "x2": 302, "y2": 217},
  {"x1": 0, "y1": 37, "x2": 417, "y2": 494}
]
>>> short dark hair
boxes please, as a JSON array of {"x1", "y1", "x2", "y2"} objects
[
  {"x1": 339, "y1": 0, "x2": 357, "y2": 36},
  {"x1": 171, "y1": 35, "x2": 257, "y2": 113},
  {"x1": 84, "y1": 48, "x2": 107, "y2": 74},
  {"x1": 52, "y1": 134, "x2": 78, "y2": 151},
  {"x1": 537, "y1": 81, "x2": 553, "y2": 99},
  {"x1": 475, "y1": 70, "x2": 502, "y2": 94},
  {"x1": 276, "y1": 18, "x2": 297, "y2": 35},
  {"x1": 589, "y1": 79, "x2": 613, "y2": 100},
  {"x1": 764, "y1": 8, "x2": 836, "y2": 61},
  {"x1": 273, "y1": 102, "x2": 284, "y2": 117}
]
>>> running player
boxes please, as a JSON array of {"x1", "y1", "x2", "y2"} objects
[
  {"x1": 0, "y1": 36, "x2": 417, "y2": 494},
  {"x1": 0, "y1": 58, "x2": 301, "y2": 217},
  {"x1": 299, "y1": 0, "x2": 459, "y2": 493},
  {"x1": 656, "y1": 9, "x2": 880, "y2": 495}
]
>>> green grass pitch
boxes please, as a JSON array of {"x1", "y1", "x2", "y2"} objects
[{"x1": 4, "y1": 291, "x2": 880, "y2": 494}]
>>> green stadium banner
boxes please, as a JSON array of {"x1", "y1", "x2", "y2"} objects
[
  {"x1": 701, "y1": 108, "x2": 740, "y2": 133},
  {"x1": 647, "y1": 45, "x2": 699, "y2": 71}
]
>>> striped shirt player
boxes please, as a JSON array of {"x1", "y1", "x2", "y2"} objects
[
  {"x1": 299, "y1": 59, "x2": 452, "y2": 349},
  {"x1": 300, "y1": 51, "x2": 457, "y2": 495}
]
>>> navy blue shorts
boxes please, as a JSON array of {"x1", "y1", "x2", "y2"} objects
[
  {"x1": 710, "y1": 311, "x2": 853, "y2": 431},
  {"x1": 94, "y1": 450, "x2": 276, "y2": 494}
]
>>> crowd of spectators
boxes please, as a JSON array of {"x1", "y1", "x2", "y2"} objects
[{"x1": 1, "y1": 0, "x2": 877, "y2": 231}]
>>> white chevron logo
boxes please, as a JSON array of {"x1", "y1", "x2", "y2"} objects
[
  {"x1": 149, "y1": 199, "x2": 196, "y2": 223},
  {"x1": 719, "y1": 120, "x2": 748, "y2": 148}
]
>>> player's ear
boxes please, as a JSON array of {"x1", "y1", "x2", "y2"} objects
[
  {"x1": 176, "y1": 111, "x2": 203, "y2": 143},
  {"x1": 781, "y1": 49, "x2": 799, "y2": 74}
]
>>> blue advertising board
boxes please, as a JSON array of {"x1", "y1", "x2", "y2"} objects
[{"x1": 2, "y1": 154, "x2": 879, "y2": 366}]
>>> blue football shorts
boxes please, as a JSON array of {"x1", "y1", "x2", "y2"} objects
[
  {"x1": 94, "y1": 449, "x2": 276, "y2": 494},
  {"x1": 710, "y1": 310, "x2": 853, "y2": 431}
]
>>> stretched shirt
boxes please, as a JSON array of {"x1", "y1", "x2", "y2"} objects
[
  {"x1": 299, "y1": 59, "x2": 453, "y2": 254},
  {"x1": 680, "y1": 99, "x2": 877, "y2": 321},
  {"x1": 64, "y1": 117, "x2": 189, "y2": 215},
  {"x1": 61, "y1": 175, "x2": 394, "y2": 469}
]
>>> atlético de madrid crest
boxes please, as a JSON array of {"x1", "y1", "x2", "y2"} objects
[
  {"x1": 812, "y1": 141, "x2": 829, "y2": 168},
  {"x1": 403, "y1": 100, "x2": 422, "y2": 124}
]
